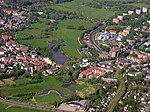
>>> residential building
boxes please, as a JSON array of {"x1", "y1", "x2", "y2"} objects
[
  {"x1": 136, "y1": 9, "x2": 141, "y2": 15},
  {"x1": 109, "y1": 47, "x2": 121, "y2": 57},
  {"x1": 142, "y1": 7, "x2": 148, "y2": 13},
  {"x1": 128, "y1": 10, "x2": 134, "y2": 15},
  {"x1": 113, "y1": 18, "x2": 120, "y2": 24},
  {"x1": 117, "y1": 16, "x2": 123, "y2": 20},
  {"x1": 79, "y1": 68, "x2": 105, "y2": 79}
]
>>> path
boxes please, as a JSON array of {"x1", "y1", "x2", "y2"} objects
[
  {"x1": 35, "y1": 81, "x2": 76, "y2": 99},
  {"x1": 0, "y1": 97, "x2": 55, "y2": 111}
]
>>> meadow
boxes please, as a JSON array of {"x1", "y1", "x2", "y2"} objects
[
  {"x1": 49, "y1": 0, "x2": 116, "y2": 20},
  {"x1": 35, "y1": 91, "x2": 64, "y2": 105},
  {"x1": 16, "y1": 19, "x2": 97, "y2": 59},
  {"x1": 0, "y1": 102, "x2": 49, "y2": 112},
  {"x1": 0, "y1": 75, "x2": 70, "y2": 98},
  {"x1": 15, "y1": 0, "x2": 118, "y2": 59}
]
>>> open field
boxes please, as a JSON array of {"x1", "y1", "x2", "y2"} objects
[
  {"x1": 0, "y1": 75, "x2": 70, "y2": 98},
  {"x1": 70, "y1": 79, "x2": 100, "y2": 98},
  {"x1": 16, "y1": 23, "x2": 48, "y2": 39},
  {"x1": 35, "y1": 91, "x2": 64, "y2": 105},
  {"x1": 0, "y1": 102, "x2": 49, "y2": 112},
  {"x1": 16, "y1": 19, "x2": 97, "y2": 58},
  {"x1": 53, "y1": 20, "x2": 97, "y2": 59},
  {"x1": 49, "y1": 1, "x2": 116, "y2": 20},
  {"x1": 17, "y1": 38, "x2": 54, "y2": 48}
]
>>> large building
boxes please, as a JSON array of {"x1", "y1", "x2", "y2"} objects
[
  {"x1": 79, "y1": 67, "x2": 105, "y2": 79},
  {"x1": 58, "y1": 100, "x2": 90, "y2": 112},
  {"x1": 109, "y1": 47, "x2": 121, "y2": 58},
  {"x1": 127, "y1": 49, "x2": 150, "y2": 63}
]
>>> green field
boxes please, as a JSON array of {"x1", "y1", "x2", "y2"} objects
[
  {"x1": 16, "y1": 22, "x2": 48, "y2": 39},
  {"x1": 17, "y1": 38, "x2": 54, "y2": 48},
  {"x1": 15, "y1": 0, "x2": 118, "y2": 59},
  {"x1": 70, "y1": 79, "x2": 100, "y2": 98},
  {"x1": 49, "y1": 0, "x2": 116, "y2": 20},
  {"x1": 53, "y1": 20, "x2": 96, "y2": 59},
  {"x1": 0, "y1": 76, "x2": 70, "y2": 98},
  {"x1": 35, "y1": 91, "x2": 63, "y2": 105},
  {"x1": 16, "y1": 19, "x2": 97, "y2": 58},
  {"x1": 0, "y1": 102, "x2": 49, "y2": 112}
]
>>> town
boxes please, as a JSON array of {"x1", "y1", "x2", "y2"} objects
[{"x1": 0, "y1": 0, "x2": 150, "y2": 112}]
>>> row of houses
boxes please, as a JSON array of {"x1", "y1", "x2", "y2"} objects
[
  {"x1": 0, "y1": 8, "x2": 28, "y2": 30},
  {"x1": 79, "y1": 67, "x2": 105, "y2": 79},
  {"x1": 96, "y1": 27, "x2": 131, "y2": 43},
  {"x1": 113, "y1": 7, "x2": 149, "y2": 24},
  {"x1": 127, "y1": 49, "x2": 150, "y2": 64},
  {"x1": 0, "y1": 35, "x2": 58, "y2": 76}
]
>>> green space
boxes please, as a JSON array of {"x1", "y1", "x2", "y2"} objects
[
  {"x1": 35, "y1": 91, "x2": 63, "y2": 105},
  {"x1": 16, "y1": 19, "x2": 96, "y2": 58},
  {"x1": 17, "y1": 38, "x2": 54, "y2": 48},
  {"x1": 70, "y1": 79, "x2": 100, "y2": 98},
  {"x1": 0, "y1": 102, "x2": 48, "y2": 112},
  {"x1": 0, "y1": 75, "x2": 70, "y2": 98},
  {"x1": 49, "y1": 1, "x2": 116, "y2": 20},
  {"x1": 16, "y1": 23, "x2": 48, "y2": 39},
  {"x1": 53, "y1": 20, "x2": 96, "y2": 59},
  {"x1": 2, "y1": 79, "x2": 16, "y2": 86}
]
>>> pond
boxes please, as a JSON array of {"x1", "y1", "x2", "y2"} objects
[{"x1": 48, "y1": 41, "x2": 70, "y2": 65}]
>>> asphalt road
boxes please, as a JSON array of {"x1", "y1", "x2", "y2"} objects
[
  {"x1": 88, "y1": 22, "x2": 105, "y2": 53},
  {"x1": 0, "y1": 97, "x2": 55, "y2": 111}
]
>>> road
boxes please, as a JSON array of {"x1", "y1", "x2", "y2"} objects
[
  {"x1": 88, "y1": 22, "x2": 105, "y2": 53},
  {"x1": 35, "y1": 79, "x2": 76, "y2": 98},
  {"x1": 0, "y1": 97, "x2": 55, "y2": 111}
]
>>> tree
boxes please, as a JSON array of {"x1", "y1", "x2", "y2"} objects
[{"x1": 78, "y1": 26, "x2": 86, "y2": 30}]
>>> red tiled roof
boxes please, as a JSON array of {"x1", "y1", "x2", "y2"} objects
[
  {"x1": 1, "y1": 35, "x2": 12, "y2": 39},
  {"x1": 109, "y1": 30, "x2": 117, "y2": 34},
  {"x1": 79, "y1": 67, "x2": 105, "y2": 78}
]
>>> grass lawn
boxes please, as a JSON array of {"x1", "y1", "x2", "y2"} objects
[
  {"x1": 0, "y1": 102, "x2": 49, "y2": 112},
  {"x1": 16, "y1": 19, "x2": 96, "y2": 59},
  {"x1": 53, "y1": 19, "x2": 97, "y2": 59},
  {"x1": 35, "y1": 91, "x2": 64, "y2": 105},
  {"x1": 16, "y1": 23, "x2": 47, "y2": 39},
  {"x1": 49, "y1": 1, "x2": 116, "y2": 20},
  {"x1": 2, "y1": 79, "x2": 16, "y2": 86},
  {"x1": 17, "y1": 38, "x2": 55, "y2": 48},
  {"x1": 70, "y1": 79, "x2": 98, "y2": 98},
  {"x1": 0, "y1": 75, "x2": 70, "y2": 99}
]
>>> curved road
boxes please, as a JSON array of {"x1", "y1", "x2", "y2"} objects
[
  {"x1": 88, "y1": 22, "x2": 105, "y2": 53},
  {"x1": 0, "y1": 82, "x2": 76, "y2": 111},
  {"x1": 0, "y1": 97, "x2": 55, "y2": 111},
  {"x1": 35, "y1": 82, "x2": 76, "y2": 99}
]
